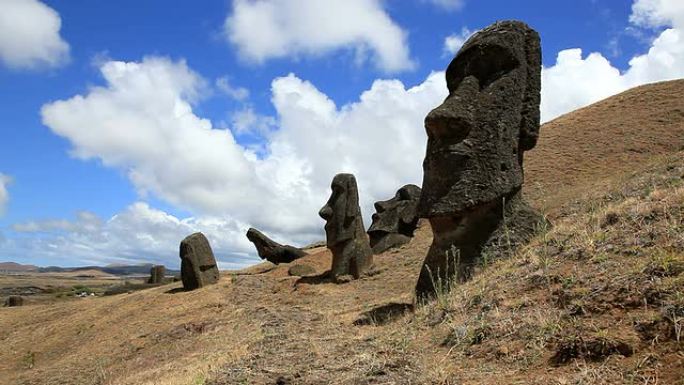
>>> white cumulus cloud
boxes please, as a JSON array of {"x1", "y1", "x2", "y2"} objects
[
  {"x1": 443, "y1": 27, "x2": 474, "y2": 56},
  {"x1": 540, "y1": 0, "x2": 684, "y2": 122},
  {"x1": 216, "y1": 76, "x2": 250, "y2": 101},
  {"x1": 224, "y1": 0, "x2": 414, "y2": 72},
  {"x1": 0, "y1": 0, "x2": 70, "y2": 69}
]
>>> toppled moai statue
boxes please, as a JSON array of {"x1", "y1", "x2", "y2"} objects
[
  {"x1": 4, "y1": 295, "x2": 23, "y2": 307},
  {"x1": 416, "y1": 20, "x2": 547, "y2": 300},
  {"x1": 148, "y1": 265, "x2": 166, "y2": 284},
  {"x1": 246, "y1": 228, "x2": 307, "y2": 264},
  {"x1": 319, "y1": 173, "x2": 373, "y2": 281},
  {"x1": 179, "y1": 232, "x2": 220, "y2": 290},
  {"x1": 368, "y1": 184, "x2": 422, "y2": 254}
]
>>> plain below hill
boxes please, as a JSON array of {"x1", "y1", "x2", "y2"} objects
[{"x1": 0, "y1": 80, "x2": 683, "y2": 385}]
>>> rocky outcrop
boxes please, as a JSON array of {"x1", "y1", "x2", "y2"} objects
[
  {"x1": 246, "y1": 228, "x2": 307, "y2": 264},
  {"x1": 368, "y1": 184, "x2": 421, "y2": 254},
  {"x1": 179, "y1": 232, "x2": 220, "y2": 290},
  {"x1": 416, "y1": 21, "x2": 548, "y2": 300},
  {"x1": 319, "y1": 173, "x2": 373, "y2": 281}
]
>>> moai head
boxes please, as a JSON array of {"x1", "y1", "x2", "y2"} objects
[
  {"x1": 418, "y1": 21, "x2": 541, "y2": 218},
  {"x1": 319, "y1": 173, "x2": 363, "y2": 247},
  {"x1": 368, "y1": 184, "x2": 421, "y2": 239}
]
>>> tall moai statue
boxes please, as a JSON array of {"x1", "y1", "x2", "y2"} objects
[
  {"x1": 416, "y1": 20, "x2": 547, "y2": 300},
  {"x1": 319, "y1": 173, "x2": 373, "y2": 281}
]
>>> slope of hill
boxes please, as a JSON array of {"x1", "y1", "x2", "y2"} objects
[
  {"x1": 0, "y1": 80, "x2": 682, "y2": 385},
  {"x1": 525, "y1": 79, "x2": 684, "y2": 213}
]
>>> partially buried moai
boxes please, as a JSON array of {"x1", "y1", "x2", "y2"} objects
[
  {"x1": 148, "y1": 265, "x2": 165, "y2": 284},
  {"x1": 179, "y1": 232, "x2": 220, "y2": 290},
  {"x1": 367, "y1": 184, "x2": 422, "y2": 254},
  {"x1": 319, "y1": 173, "x2": 373, "y2": 281},
  {"x1": 416, "y1": 20, "x2": 547, "y2": 300}
]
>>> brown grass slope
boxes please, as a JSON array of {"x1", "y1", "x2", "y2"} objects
[{"x1": 0, "y1": 80, "x2": 682, "y2": 385}]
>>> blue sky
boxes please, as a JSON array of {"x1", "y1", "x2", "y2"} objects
[{"x1": 0, "y1": 0, "x2": 682, "y2": 269}]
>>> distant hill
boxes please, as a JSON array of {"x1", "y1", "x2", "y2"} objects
[{"x1": 0, "y1": 262, "x2": 38, "y2": 272}]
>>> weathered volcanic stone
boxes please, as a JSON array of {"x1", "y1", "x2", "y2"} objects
[
  {"x1": 416, "y1": 20, "x2": 548, "y2": 300},
  {"x1": 368, "y1": 184, "x2": 422, "y2": 254},
  {"x1": 179, "y1": 232, "x2": 220, "y2": 290},
  {"x1": 4, "y1": 295, "x2": 23, "y2": 307},
  {"x1": 148, "y1": 265, "x2": 166, "y2": 284},
  {"x1": 319, "y1": 174, "x2": 373, "y2": 281},
  {"x1": 246, "y1": 228, "x2": 307, "y2": 264},
  {"x1": 288, "y1": 264, "x2": 316, "y2": 277}
]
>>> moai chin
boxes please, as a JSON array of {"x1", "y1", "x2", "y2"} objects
[
  {"x1": 367, "y1": 184, "x2": 422, "y2": 254},
  {"x1": 319, "y1": 173, "x2": 373, "y2": 281},
  {"x1": 416, "y1": 20, "x2": 546, "y2": 300}
]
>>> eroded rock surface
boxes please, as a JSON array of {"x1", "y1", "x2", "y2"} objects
[
  {"x1": 180, "y1": 232, "x2": 220, "y2": 290},
  {"x1": 368, "y1": 184, "x2": 421, "y2": 254},
  {"x1": 319, "y1": 174, "x2": 373, "y2": 281},
  {"x1": 246, "y1": 228, "x2": 307, "y2": 264},
  {"x1": 416, "y1": 20, "x2": 547, "y2": 300}
]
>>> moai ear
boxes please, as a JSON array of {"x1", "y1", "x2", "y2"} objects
[{"x1": 518, "y1": 26, "x2": 541, "y2": 153}]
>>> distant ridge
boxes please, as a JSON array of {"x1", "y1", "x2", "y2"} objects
[
  {"x1": 0, "y1": 261, "x2": 38, "y2": 272},
  {"x1": 0, "y1": 262, "x2": 179, "y2": 276}
]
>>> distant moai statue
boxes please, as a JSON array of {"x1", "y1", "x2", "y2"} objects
[
  {"x1": 4, "y1": 295, "x2": 23, "y2": 307},
  {"x1": 148, "y1": 265, "x2": 166, "y2": 284},
  {"x1": 416, "y1": 21, "x2": 547, "y2": 300},
  {"x1": 367, "y1": 184, "x2": 422, "y2": 254},
  {"x1": 246, "y1": 228, "x2": 307, "y2": 264},
  {"x1": 179, "y1": 232, "x2": 220, "y2": 290},
  {"x1": 319, "y1": 174, "x2": 373, "y2": 281}
]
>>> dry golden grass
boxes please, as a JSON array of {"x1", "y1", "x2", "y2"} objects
[{"x1": 1, "y1": 80, "x2": 683, "y2": 385}]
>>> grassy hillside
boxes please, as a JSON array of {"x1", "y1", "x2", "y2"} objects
[{"x1": 0, "y1": 80, "x2": 682, "y2": 385}]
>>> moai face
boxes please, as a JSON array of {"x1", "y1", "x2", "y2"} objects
[
  {"x1": 368, "y1": 184, "x2": 421, "y2": 237},
  {"x1": 418, "y1": 21, "x2": 541, "y2": 218},
  {"x1": 319, "y1": 174, "x2": 361, "y2": 246}
]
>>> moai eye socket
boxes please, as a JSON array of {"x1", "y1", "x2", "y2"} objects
[{"x1": 446, "y1": 44, "x2": 520, "y2": 92}]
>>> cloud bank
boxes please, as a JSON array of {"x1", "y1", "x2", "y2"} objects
[{"x1": 0, "y1": 173, "x2": 10, "y2": 216}]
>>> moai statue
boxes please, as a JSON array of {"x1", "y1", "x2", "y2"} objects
[
  {"x1": 367, "y1": 184, "x2": 422, "y2": 254},
  {"x1": 179, "y1": 232, "x2": 220, "y2": 290},
  {"x1": 148, "y1": 265, "x2": 166, "y2": 284},
  {"x1": 319, "y1": 173, "x2": 373, "y2": 281},
  {"x1": 4, "y1": 295, "x2": 23, "y2": 307},
  {"x1": 416, "y1": 20, "x2": 547, "y2": 300},
  {"x1": 246, "y1": 227, "x2": 307, "y2": 264}
]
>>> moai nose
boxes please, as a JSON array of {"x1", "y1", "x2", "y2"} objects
[{"x1": 319, "y1": 205, "x2": 333, "y2": 220}]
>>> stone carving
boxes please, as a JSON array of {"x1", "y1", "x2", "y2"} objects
[
  {"x1": 368, "y1": 184, "x2": 422, "y2": 254},
  {"x1": 319, "y1": 173, "x2": 373, "y2": 281},
  {"x1": 416, "y1": 20, "x2": 546, "y2": 299},
  {"x1": 179, "y1": 232, "x2": 220, "y2": 290},
  {"x1": 246, "y1": 228, "x2": 307, "y2": 264},
  {"x1": 148, "y1": 265, "x2": 166, "y2": 284},
  {"x1": 4, "y1": 295, "x2": 23, "y2": 307}
]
